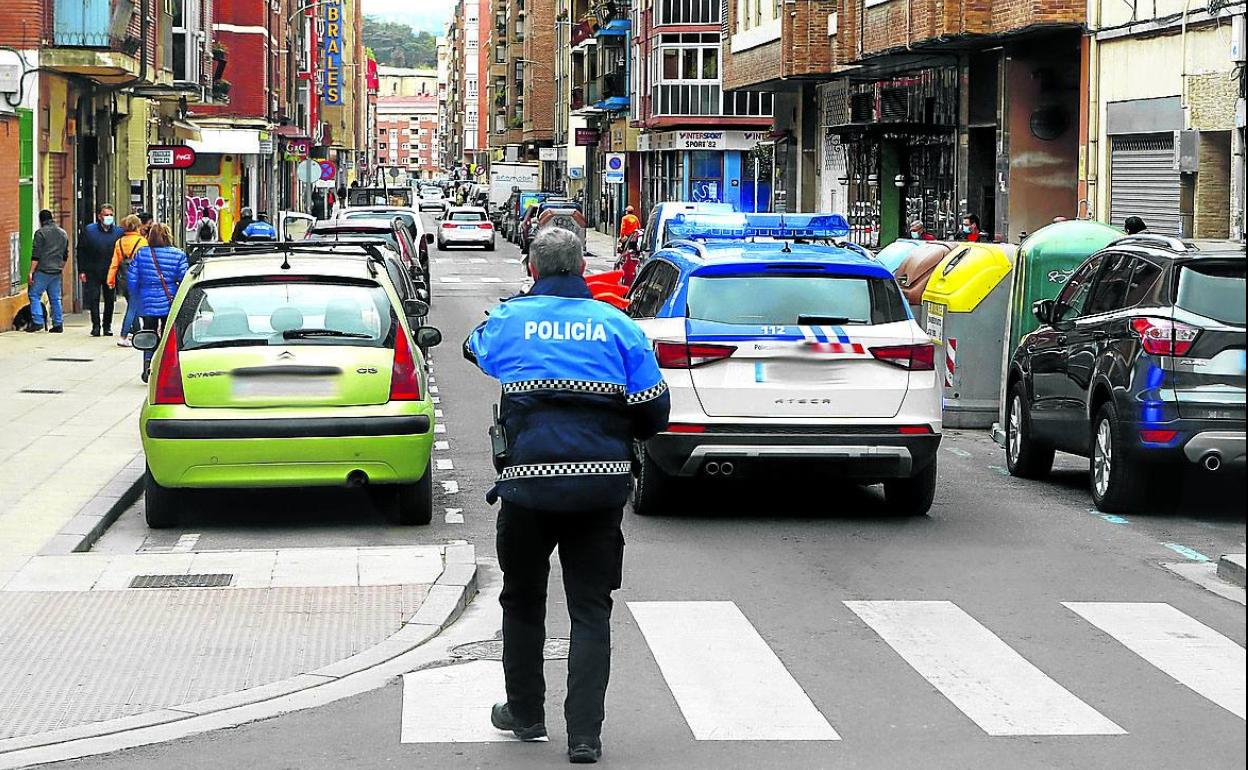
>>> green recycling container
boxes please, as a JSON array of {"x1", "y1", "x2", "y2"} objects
[{"x1": 1007, "y1": 220, "x2": 1124, "y2": 355}]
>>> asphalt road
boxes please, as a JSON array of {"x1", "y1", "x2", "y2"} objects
[{"x1": 69, "y1": 217, "x2": 1246, "y2": 769}]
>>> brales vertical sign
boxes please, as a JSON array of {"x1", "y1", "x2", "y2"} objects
[{"x1": 321, "y1": 0, "x2": 344, "y2": 105}]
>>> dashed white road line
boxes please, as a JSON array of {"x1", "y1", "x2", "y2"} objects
[
  {"x1": 434, "y1": 441, "x2": 450, "y2": 451},
  {"x1": 440, "y1": 480, "x2": 460, "y2": 494},
  {"x1": 444, "y1": 508, "x2": 464, "y2": 524},
  {"x1": 170, "y1": 534, "x2": 201, "y2": 553},
  {"x1": 434, "y1": 424, "x2": 447, "y2": 434},
  {"x1": 435, "y1": 459, "x2": 454, "y2": 471}
]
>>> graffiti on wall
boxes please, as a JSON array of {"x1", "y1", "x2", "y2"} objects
[{"x1": 185, "y1": 194, "x2": 228, "y2": 232}]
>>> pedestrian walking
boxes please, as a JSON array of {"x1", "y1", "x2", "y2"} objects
[
  {"x1": 78, "y1": 203, "x2": 124, "y2": 336},
  {"x1": 26, "y1": 209, "x2": 69, "y2": 333},
  {"x1": 232, "y1": 207, "x2": 254, "y2": 242},
  {"x1": 1124, "y1": 216, "x2": 1147, "y2": 235},
  {"x1": 138, "y1": 211, "x2": 154, "y2": 239},
  {"x1": 107, "y1": 214, "x2": 148, "y2": 347},
  {"x1": 127, "y1": 223, "x2": 188, "y2": 382},
  {"x1": 465, "y1": 228, "x2": 671, "y2": 764},
  {"x1": 195, "y1": 207, "x2": 218, "y2": 242},
  {"x1": 617, "y1": 205, "x2": 641, "y2": 251},
  {"x1": 242, "y1": 212, "x2": 278, "y2": 240}
]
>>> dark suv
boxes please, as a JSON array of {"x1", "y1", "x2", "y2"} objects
[{"x1": 1004, "y1": 234, "x2": 1245, "y2": 512}]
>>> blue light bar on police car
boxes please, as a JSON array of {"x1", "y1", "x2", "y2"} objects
[{"x1": 665, "y1": 213, "x2": 852, "y2": 241}]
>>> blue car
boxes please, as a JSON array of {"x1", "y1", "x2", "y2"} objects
[{"x1": 624, "y1": 212, "x2": 942, "y2": 516}]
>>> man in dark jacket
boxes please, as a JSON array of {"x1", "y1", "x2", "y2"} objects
[
  {"x1": 466, "y1": 227, "x2": 670, "y2": 764},
  {"x1": 27, "y1": 209, "x2": 69, "y2": 332},
  {"x1": 78, "y1": 203, "x2": 123, "y2": 336}
]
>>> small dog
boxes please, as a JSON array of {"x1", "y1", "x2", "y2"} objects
[{"x1": 11, "y1": 301, "x2": 50, "y2": 331}]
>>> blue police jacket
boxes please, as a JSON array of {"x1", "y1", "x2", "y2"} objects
[
  {"x1": 242, "y1": 220, "x2": 277, "y2": 239},
  {"x1": 466, "y1": 274, "x2": 671, "y2": 512}
]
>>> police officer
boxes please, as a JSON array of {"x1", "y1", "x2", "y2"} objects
[
  {"x1": 465, "y1": 227, "x2": 670, "y2": 764},
  {"x1": 242, "y1": 211, "x2": 278, "y2": 240}
]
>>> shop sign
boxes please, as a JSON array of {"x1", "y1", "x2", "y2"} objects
[
  {"x1": 604, "y1": 153, "x2": 626, "y2": 184},
  {"x1": 320, "y1": 0, "x2": 345, "y2": 105},
  {"x1": 147, "y1": 145, "x2": 197, "y2": 169},
  {"x1": 258, "y1": 132, "x2": 274, "y2": 154},
  {"x1": 284, "y1": 138, "x2": 311, "y2": 161},
  {"x1": 638, "y1": 130, "x2": 771, "y2": 152},
  {"x1": 538, "y1": 147, "x2": 559, "y2": 161},
  {"x1": 575, "y1": 128, "x2": 600, "y2": 146}
]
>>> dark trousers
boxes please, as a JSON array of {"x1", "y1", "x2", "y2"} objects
[
  {"x1": 497, "y1": 500, "x2": 624, "y2": 740},
  {"x1": 82, "y1": 276, "x2": 115, "y2": 331},
  {"x1": 140, "y1": 316, "x2": 166, "y2": 368}
]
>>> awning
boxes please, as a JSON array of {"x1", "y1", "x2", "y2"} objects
[
  {"x1": 274, "y1": 124, "x2": 309, "y2": 139},
  {"x1": 171, "y1": 119, "x2": 203, "y2": 142},
  {"x1": 187, "y1": 128, "x2": 262, "y2": 155}
]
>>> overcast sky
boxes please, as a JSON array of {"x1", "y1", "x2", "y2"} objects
[{"x1": 362, "y1": 0, "x2": 454, "y2": 34}]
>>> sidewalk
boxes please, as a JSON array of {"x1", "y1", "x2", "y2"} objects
[
  {"x1": 584, "y1": 228, "x2": 616, "y2": 259},
  {"x1": 0, "y1": 311, "x2": 149, "y2": 584}
]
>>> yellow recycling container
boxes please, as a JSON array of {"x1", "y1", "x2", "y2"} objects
[{"x1": 921, "y1": 243, "x2": 1016, "y2": 429}]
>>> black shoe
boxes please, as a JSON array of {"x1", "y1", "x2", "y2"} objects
[
  {"x1": 568, "y1": 737, "x2": 602, "y2": 764},
  {"x1": 49, "y1": 325, "x2": 63, "y2": 333},
  {"x1": 141, "y1": 367, "x2": 150, "y2": 384},
  {"x1": 24, "y1": 321, "x2": 40, "y2": 333},
  {"x1": 103, "y1": 328, "x2": 113, "y2": 336},
  {"x1": 490, "y1": 702, "x2": 546, "y2": 741},
  {"x1": 90, "y1": 327, "x2": 101, "y2": 337}
]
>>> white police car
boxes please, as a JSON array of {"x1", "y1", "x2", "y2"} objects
[{"x1": 626, "y1": 213, "x2": 941, "y2": 516}]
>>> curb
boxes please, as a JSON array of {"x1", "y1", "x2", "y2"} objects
[
  {"x1": 1217, "y1": 554, "x2": 1246, "y2": 588},
  {"x1": 39, "y1": 453, "x2": 146, "y2": 556},
  {"x1": 0, "y1": 545, "x2": 478, "y2": 762}
]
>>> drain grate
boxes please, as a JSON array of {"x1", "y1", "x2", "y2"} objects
[
  {"x1": 19, "y1": 388, "x2": 64, "y2": 394},
  {"x1": 46, "y1": 357, "x2": 94, "y2": 362},
  {"x1": 451, "y1": 638, "x2": 570, "y2": 661},
  {"x1": 129, "y1": 573, "x2": 234, "y2": 589}
]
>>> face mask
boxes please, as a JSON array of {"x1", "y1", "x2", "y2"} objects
[
  {"x1": 102, "y1": 215, "x2": 115, "y2": 227},
  {"x1": 910, "y1": 231, "x2": 921, "y2": 239}
]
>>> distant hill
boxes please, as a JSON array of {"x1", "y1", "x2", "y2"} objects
[{"x1": 364, "y1": 16, "x2": 437, "y2": 68}]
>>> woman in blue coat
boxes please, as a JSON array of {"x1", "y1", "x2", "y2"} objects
[{"x1": 127, "y1": 223, "x2": 189, "y2": 382}]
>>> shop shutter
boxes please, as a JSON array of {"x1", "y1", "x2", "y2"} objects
[{"x1": 1109, "y1": 133, "x2": 1182, "y2": 235}]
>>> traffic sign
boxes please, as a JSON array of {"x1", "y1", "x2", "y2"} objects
[
  {"x1": 318, "y1": 160, "x2": 338, "y2": 181},
  {"x1": 604, "y1": 153, "x2": 626, "y2": 184},
  {"x1": 297, "y1": 158, "x2": 322, "y2": 183},
  {"x1": 147, "y1": 145, "x2": 197, "y2": 170}
]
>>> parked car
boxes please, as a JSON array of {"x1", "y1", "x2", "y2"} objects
[
  {"x1": 306, "y1": 218, "x2": 427, "y2": 295},
  {"x1": 437, "y1": 207, "x2": 496, "y2": 250},
  {"x1": 133, "y1": 240, "x2": 443, "y2": 528},
  {"x1": 1004, "y1": 234, "x2": 1246, "y2": 512},
  {"x1": 627, "y1": 212, "x2": 941, "y2": 517},
  {"x1": 335, "y1": 205, "x2": 433, "y2": 277}
]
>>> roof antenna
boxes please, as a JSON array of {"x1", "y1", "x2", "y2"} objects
[
  {"x1": 280, "y1": 250, "x2": 291, "y2": 270},
  {"x1": 779, "y1": 212, "x2": 792, "y2": 253}
]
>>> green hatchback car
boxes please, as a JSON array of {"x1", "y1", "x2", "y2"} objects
[{"x1": 133, "y1": 244, "x2": 442, "y2": 528}]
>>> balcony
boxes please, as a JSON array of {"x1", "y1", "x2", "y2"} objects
[
  {"x1": 46, "y1": 0, "x2": 145, "y2": 83},
  {"x1": 650, "y1": 84, "x2": 773, "y2": 119}
]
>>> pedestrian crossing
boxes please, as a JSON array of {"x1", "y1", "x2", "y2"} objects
[{"x1": 399, "y1": 599, "x2": 1244, "y2": 745}]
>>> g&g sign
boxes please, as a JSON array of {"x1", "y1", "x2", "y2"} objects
[{"x1": 321, "y1": 0, "x2": 344, "y2": 105}]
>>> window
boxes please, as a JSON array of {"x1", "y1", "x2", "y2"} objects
[
  {"x1": 658, "y1": 45, "x2": 719, "y2": 82},
  {"x1": 176, "y1": 280, "x2": 393, "y2": 351},
  {"x1": 658, "y1": 0, "x2": 721, "y2": 25},
  {"x1": 1122, "y1": 259, "x2": 1163, "y2": 307},
  {"x1": 1175, "y1": 261, "x2": 1246, "y2": 325},
  {"x1": 1085, "y1": 253, "x2": 1133, "y2": 316},
  {"x1": 686, "y1": 275, "x2": 909, "y2": 326},
  {"x1": 627, "y1": 262, "x2": 682, "y2": 319},
  {"x1": 1054, "y1": 256, "x2": 1104, "y2": 321}
]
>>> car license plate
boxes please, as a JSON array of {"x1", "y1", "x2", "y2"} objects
[
  {"x1": 460, "y1": 224, "x2": 477, "y2": 229},
  {"x1": 233, "y1": 375, "x2": 337, "y2": 398}
]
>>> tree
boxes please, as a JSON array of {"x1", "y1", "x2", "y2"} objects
[{"x1": 363, "y1": 16, "x2": 437, "y2": 68}]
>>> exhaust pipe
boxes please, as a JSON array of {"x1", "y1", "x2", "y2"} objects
[
  {"x1": 1202, "y1": 453, "x2": 1222, "y2": 472},
  {"x1": 719, "y1": 462, "x2": 735, "y2": 476},
  {"x1": 346, "y1": 470, "x2": 370, "y2": 487},
  {"x1": 705, "y1": 462, "x2": 720, "y2": 476}
]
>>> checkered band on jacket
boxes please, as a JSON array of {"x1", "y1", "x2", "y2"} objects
[
  {"x1": 501, "y1": 379, "x2": 627, "y2": 396},
  {"x1": 627, "y1": 381, "x2": 669, "y2": 405},
  {"x1": 497, "y1": 461, "x2": 634, "y2": 482}
]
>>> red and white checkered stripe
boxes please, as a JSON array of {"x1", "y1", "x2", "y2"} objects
[{"x1": 945, "y1": 338, "x2": 957, "y2": 388}]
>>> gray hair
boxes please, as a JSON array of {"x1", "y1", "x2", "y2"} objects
[{"x1": 528, "y1": 227, "x2": 584, "y2": 277}]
